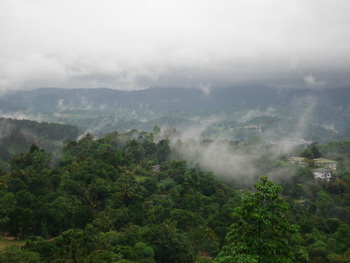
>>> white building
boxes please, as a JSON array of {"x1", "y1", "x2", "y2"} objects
[
  {"x1": 313, "y1": 168, "x2": 332, "y2": 181},
  {"x1": 152, "y1": 165, "x2": 160, "y2": 173}
]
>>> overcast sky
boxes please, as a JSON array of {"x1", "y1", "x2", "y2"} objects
[{"x1": 1, "y1": 0, "x2": 349, "y2": 92}]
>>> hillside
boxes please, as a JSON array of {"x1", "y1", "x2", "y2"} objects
[
  {"x1": 1, "y1": 86, "x2": 350, "y2": 142},
  {"x1": 0, "y1": 130, "x2": 349, "y2": 262},
  {"x1": 0, "y1": 118, "x2": 80, "y2": 161}
]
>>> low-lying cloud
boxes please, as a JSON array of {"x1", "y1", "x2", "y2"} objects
[
  {"x1": 304, "y1": 74, "x2": 325, "y2": 88},
  {"x1": 0, "y1": 110, "x2": 47, "y2": 123},
  {"x1": 1, "y1": 0, "x2": 349, "y2": 93},
  {"x1": 238, "y1": 107, "x2": 276, "y2": 123},
  {"x1": 173, "y1": 137, "x2": 259, "y2": 181},
  {"x1": 165, "y1": 96, "x2": 319, "y2": 182}
]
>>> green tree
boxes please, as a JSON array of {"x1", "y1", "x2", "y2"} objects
[
  {"x1": 54, "y1": 228, "x2": 86, "y2": 263},
  {"x1": 114, "y1": 174, "x2": 139, "y2": 206},
  {"x1": 85, "y1": 250, "x2": 121, "y2": 263},
  {"x1": 326, "y1": 250, "x2": 350, "y2": 263},
  {"x1": 215, "y1": 176, "x2": 299, "y2": 263},
  {"x1": 300, "y1": 148, "x2": 315, "y2": 159},
  {"x1": 334, "y1": 224, "x2": 350, "y2": 253},
  {"x1": 311, "y1": 145, "x2": 322, "y2": 158},
  {"x1": 9, "y1": 145, "x2": 50, "y2": 171},
  {"x1": 0, "y1": 246, "x2": 41, "y2": 263},
  {"x1": 0, "y1": 192, "x2": 17, "y2": 231},
  {"x1": 146, "y1": 220, "x2": 195, "y2": 263},
  {"x1": 26, "y1": 241, "x2": 60, "y2": 262},
  {"x1": 157, "y1": 139, "x2": 170, "y2": 163}
]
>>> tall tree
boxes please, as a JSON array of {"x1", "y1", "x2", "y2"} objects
[{"x1": 215, "y1": 176, "x2": 300, "y2": 263}]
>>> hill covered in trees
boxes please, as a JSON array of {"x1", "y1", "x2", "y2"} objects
[
  {"x1": 0, "y1": 118, "x2": 80, "y2": 162},
  {"x1": 1, "y1": 86, "x2": 350, "y2": 142},
  {"x1": 0, "y1": 130, "x2": 350, "y2": 262}
]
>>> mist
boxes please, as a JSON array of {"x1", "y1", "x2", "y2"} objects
[
  {"x1": 1, "y1": 0, "x2": 350, "y2": 93},
  {"x1": 0, "y1": 110, "x2": 48, "y2": 123},
  {"x1": 160, "y1": 95, "x2": 322, "y2": 183}
]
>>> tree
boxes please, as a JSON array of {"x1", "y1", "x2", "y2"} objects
[
  {"x1": 114, "y1": 174, "x2": 139, "y2": 206},
  {"x1": 54, "y1": 228, "x2": 86, "y2": 262},
  {"x1": 311, "y1": 145, "x2": 322, "y2": 158},
  {"x1": 0, "y1": 246, "x2": 41, "y2": 263},
  {"x1": 215, "y1": 176, "x2": 299, "y2": 263},
  {"x1": 146, "y1": 220, "x2": 195, "y2": 263},
  {"x1": 0, "y1": 192, "x2": 17, "y2": 232},
  {"x1": 157, "y1": 139, "x2": 170, "y2": 163},
  {"x1": 124, "y1": 140, "x2": 145, "y2": 163},
  {"x1": 9, "y1": 145, "x2": 50, "y2": 171},
  {"x1": 300, "y1": 148, "x2": 315, "y2": 159},
  {"x1": 334, "y1": 224, "x2": 350, "y2": 253}
]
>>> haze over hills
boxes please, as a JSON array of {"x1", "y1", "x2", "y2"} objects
[
  {"x1": 0, "y1": 118, "x2": 80, "y2": 161},
  {"x1": 1, "y1": 86, "x2": 350, "y2": 143},
  {"x1": 1, "y1": 1, "x2": 350, "y2": 261}
]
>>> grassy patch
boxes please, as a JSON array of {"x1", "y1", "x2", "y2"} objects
[{"x1": 0, "y1": 238, "x2": 27, "y2": 250}]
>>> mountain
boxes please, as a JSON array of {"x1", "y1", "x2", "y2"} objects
[
  {"x1": 1, "y1": 86, "x2": 350, "y2": 141},
  {"x1": 2, "y1": 86, "x2": 350, "y2": 111}
]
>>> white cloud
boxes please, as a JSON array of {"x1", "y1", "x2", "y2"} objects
[
  {"x1": 0, "y1": 110, "x2": 47, "y2": 122},
  {"x1": 1, "y1": 0, "x2": 350, "y2": 91},
  {"x1": 239, "y1": 107, "x2": 276, "y2": 123},
  {"x1": 196, "y1": 83, "x2": 211, "y2": 96},
  {"x1": 304, "y1": 74, "x2": 325, "y2": 88}
]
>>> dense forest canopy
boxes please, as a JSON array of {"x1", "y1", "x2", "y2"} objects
[{"x1": 0, "y1": 128, "x2": 350, "y2": 262}]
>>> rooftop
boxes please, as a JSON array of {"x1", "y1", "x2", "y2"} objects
[
  {"x1": 312, "y1": 168, "x2": 331, "y2": 173},
  {"x1": 314, "y1": 158, "x2": 338, "y2": 164},
  {"x1": 289, "y1": 157, "x2": 307, "y2": 162}
]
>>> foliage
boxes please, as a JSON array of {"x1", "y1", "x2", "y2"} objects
[
  {"x1": 0, "y1": 131, "x2": 237, "y2": 262},
  {"x1": 0, "y1": 246, "x2": 41, "y2": 263},
  {"x1": 216, "y1": 176, "x2": 299, "y2": 263},
  {"x1": 0, "y1": 131, "x2": 350, "y2": 262}
]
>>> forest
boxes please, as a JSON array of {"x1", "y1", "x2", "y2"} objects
[
  {"x1": 0, "y1": 118, "x2": 80, "y2": 162},
  {"x1": 0, "y1": 128, "x2": 350, "y2": 262}
]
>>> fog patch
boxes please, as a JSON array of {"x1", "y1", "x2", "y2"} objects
[
  {"x1": 167, "y1": 102, "x2": 319, "y2": 182},
  {"x1": 261, "y1": 96, "x2": 316, "y2": 154},
  {"x1": 56, "y1": 96, "x2": 94, "y2": 111},
  {"x1": 304, "y1": 74, "x2": 325, "y2": 88},
  {"x1": 239, "y1": 107, "x2": 276, "y2": 123},
  {"x1": 196, "y1": 83, "x2": 211, "y2": 96},
  {"x1": 322, "y1": 123, "x2": 338, "y2": 133},
  {"x1": 177, "y1": 139, "x2": 257, "y2": 179},
  {"x1": 19, "y1": 129, "x2": 40, "y2": 145},
  {"x1": 84, "y1": 116, "x2": 120, "y2": 135},
  {"x1": 168, "y1": 118, "x2": 261, "y2": 182},
  {"x1": 291, "y1": 96, "x2": 316, "y2": 140},
  {"x1": 177, "y1": 116, "x2": 220, "y2": 141},
  {"x1": 267, "y1": 167, "x2": 295, "y2": 184},
  {"x1": 0, "y1": 110, "x2": 47, "y2": 122},
  {"x1": 0, "y1": 119, "x2": 15, "y2": 140}
]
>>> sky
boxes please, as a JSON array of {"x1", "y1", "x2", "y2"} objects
[{"x1": 1, "y1": 0, "x2": 350, "y2": 92}]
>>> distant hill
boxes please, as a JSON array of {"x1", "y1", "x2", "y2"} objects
[
  {"x1": 1, "y1": 86, "x2": 350, "y2": 141},
  {"x1": 0, "y1": 118, "x2": 80, "y2": 161},
  {"x1": 2, "y1": 86, "x2": 350, "y2": 112}
]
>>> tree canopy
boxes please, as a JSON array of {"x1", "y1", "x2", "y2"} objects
[
  {"x1": 0, "y1": 131, "x2": 350, "y2": 262},
  {"x1": 215, "y1": 176, "x2": 300, "y2": 263}
]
